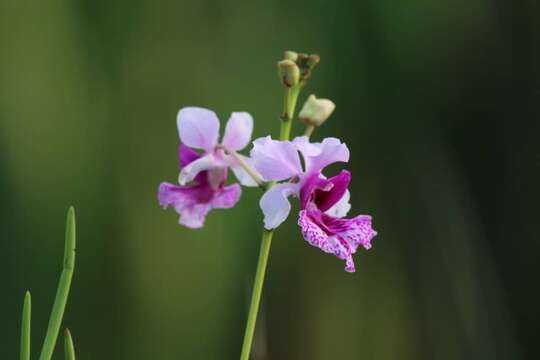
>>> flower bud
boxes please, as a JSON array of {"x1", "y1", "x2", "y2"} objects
[
  {"x1": 283, "y1": 50, "x2": 298, "y2": 62},
  {"x1": 277, "y1": 59, "x2": 300, "y2": 87},
  {"x1": 299, "y1": 94, "x2": 336, "y2": 127}
]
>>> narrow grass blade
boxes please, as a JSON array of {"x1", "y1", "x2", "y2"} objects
[
  {"x1": 64, "y1": 329, "x2": 76, "y2": 360},
  {"x1": 39, "y1": 207, "x2": 76, "y2": 360},
  {"x1": 20, "y1": 291, "x2": 31, "y2": 360}
]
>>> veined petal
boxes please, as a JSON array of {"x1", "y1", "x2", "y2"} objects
[
  {"x1": 222, "y1": 112, "x2": 253, "y2": 150},
  {"x1": 177, "y1": 107, "x2": 220, "y2": 151},
  {"x1": 211, "y1": 184, "x2": 241, "y2": 208},
  {"x1": 260, "y1": 182, "x2": 300, "y2": 229},
  {"x1": 299, "y1": 137, "x2": 350, "y2": 174},
  {"x1": 292, "y1": 136, "x2": 322, "y2": 157},
  {"x1": 250, "y1": 136, "x2": 302, "y2": 181},
  {"x1": 230, "y1": 154, "x2": 261, "y2": 187},
  {"x1": 298, "y1": 204, "x2": 377, "y2": 273},
  {"x1": 178, "y1": 154, "x2": 222, "y2": 185},
  {"x1": 325, "y1": 190, "x2": 351, "y2": 218}
]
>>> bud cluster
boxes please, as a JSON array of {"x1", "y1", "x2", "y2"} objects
[{"x1": 277, "y1": 50, "x2": 320, "y2": 88}]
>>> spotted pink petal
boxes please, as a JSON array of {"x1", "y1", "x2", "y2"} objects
[
  {"x1": 298, "y1": 204, "x2": 377, "y2": 272},
  {"x1": 250, "y1": 136, "x2": 302, "y2": 181},
  {"x1": 222, "y1": 112, "x2": 253, "y2": 151},
  {"x1": 177, "y1": 107, "x2": 220, "y2": 151}
]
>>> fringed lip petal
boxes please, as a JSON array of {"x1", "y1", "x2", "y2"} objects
[{"x1": 298, "y1": 205, "x2": 377, "y2": 273}]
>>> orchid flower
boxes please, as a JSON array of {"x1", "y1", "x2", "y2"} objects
[
  {"x1": 158, "y1": 107, "x2": 258, "y2": 228},
  {"x1": 250, "y1": 136, "x2": 377, "y2": 272}
]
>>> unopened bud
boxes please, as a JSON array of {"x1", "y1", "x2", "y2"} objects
[
  {"x1": 299, "y1": 94, "x2": 336, "y2": 126},
  {"x1": 283, "y1": 50, "x2": 298, "y2": 62},
  {"x1": 277, "y1": 59, "x2": 300, "y2": 87},
  {"x1": 306, "y1": 54, "x2": 320, "y2": 70}
]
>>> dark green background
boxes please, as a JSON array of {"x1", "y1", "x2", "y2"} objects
[{"x1": 1, "y1": 0, "x2": 538, "y2": 358}]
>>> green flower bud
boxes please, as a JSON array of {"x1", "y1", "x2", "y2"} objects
[
  {"x1": 299, "y1": 94, "x2": 336, "y2": 127},
  {"x1": 277, "y1": 59, "x2": 300, "y2": 87}
]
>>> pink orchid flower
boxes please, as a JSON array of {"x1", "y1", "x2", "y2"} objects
[
  {"x1": 250, "y1": 136, "x2": 377, "y2": 272},
  {"x1": 158, "y1": 107, "x2": 257, "y2": 228}
]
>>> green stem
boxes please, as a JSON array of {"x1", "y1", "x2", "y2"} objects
[
  {"x1": 279, "y1": 85, "x2": 300, "y2": 140},
  {"x1": 20, "y1": 291, "x2": 31, "y2": 360},
  {"x1": 240, "y1": 80, "x2": 302, "y2": 360},
  {"x1": 39, "y1": 207, "x2": 76, "y2": 360},
  {"x1": 239, "y1": 230, "x2": 274, "y2": 360},
  {"x1": 64, "y1": 329, "x2": 76, "y2": 360}
]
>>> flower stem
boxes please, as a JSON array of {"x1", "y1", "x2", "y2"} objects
[
  {"x1": 239, "y1": 230, "x2": 274, "y2": 360},
  {"x1": 279, "y1": 85, "x2": 301, "y2": 140},
  {"x1": 240, "y1": 77, "x2": 302, "y2": 360},
  {"x1": 20, "y1": 291, "x2": 31, "y2": 360},
  {"x1": 39, "y1": 207, "x2": 76, "y2": 360}
]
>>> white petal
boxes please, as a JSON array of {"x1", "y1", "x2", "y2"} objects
[
  {"x1": 260, "y1": 182, "x2": 300, "y2": 229},
  {"x1": 325, "y1": 190, "x2": 351, "y2": 218},
  {"x1": 222, "y1": 112, "x2": 253, "y2": 150},
  {"x1": 302, "y1": 137, "x2": 349, "y2": 174},
  {"x1": 177, "y1": 107, "x2": 220, "y2": 151},
  {"x1": 178, "y1": 154, "x2": 218, "y2": 185},
  {"x1": 250, "y1": 136, "x2": 302, "y2": 181},
  {"x1": 230, "y1": 154, "x2": 260, "y2": 187}
]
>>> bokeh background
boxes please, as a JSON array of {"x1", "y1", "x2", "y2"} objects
[{"x1": 1, "y1": 0, "x2": 538, "y2": 359}]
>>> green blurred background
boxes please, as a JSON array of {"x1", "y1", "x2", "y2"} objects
[{"x1": 1, "y1": 0, "x2": 538, "y2": 358}]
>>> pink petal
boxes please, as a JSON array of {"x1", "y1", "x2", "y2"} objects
[
  {"x1": 250, "y1": 136, "x2": 302, "y2": 181},
  {"x1": 325, "y1": 190, "x2": 351, "y2": 218},
  {"x1": 222, "y1": 112, "x2": 253, "y2": 150},
  {"x1": 158, "y1": 182, "x2": 213, "y2": 228},
  {"x1": 314, "y1": 170, "x2": 351, "y2": 212},
  {"x1": 179, "y1": 204, "x2": 212, "y2": 228},
  {"x1": 298, "y1": 204, "x2": 377, "y2": 273},
  {"x1": 297, "y1": 137, "x2": 349, "y2": 174},
  {"x1": 211, "y1": 184, "x2": 241, "y2": 208},
  {"x1": 259, "y1": 182, "x2": 300, "y2": 229},
  {"x1": 177, "y1": 107, "x2": 220, "y2": 151},
  {"x1": 179, "y1": 144, "x2": 200, "y2": 168}
]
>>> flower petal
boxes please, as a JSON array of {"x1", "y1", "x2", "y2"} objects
[
  {"x1": 211, "y1": 184, "x2": 241, "y2": 208},
  {"x1": 325, "y1": 190, "x2": 351, "y2": 218},
  {"x1": 230, "y1": 154, "x2": 260, "y2": 187},
  {"x1": 179, "y1": 144, "x2": 200, "y2": 168},
  {"x1": 297, "y1": 137, "x2": 349, "y2": 174},
  {"x1": 298, "y1": 204, "x2": 377, "y2": 273},
  {"x1": 259, "y1": 182, "x2": 300, "y2": 229},
  {"x1": 158, "y1": 182, "x2": 213, "y2": 229},
  {"x1": 250, "y1": 136, "x2": 302, "y2": 181},
  {"x1": 222, "y1": 112, "x2": 253, "y2": 150},
  {"x1": 177, "y1": 107, "x2": 220, "y2": 151},
  {"x1": 315, "y1": 170, "x2": 351, "y2": 212},
  {"x1": 178, "y1": 154, "x2": 224, "y2": 185},
  {"x1": 179, "y1": 204, "x2": 212, "y2": 228}
]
